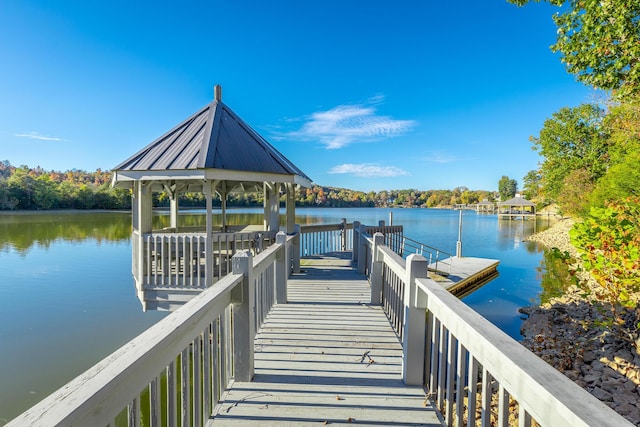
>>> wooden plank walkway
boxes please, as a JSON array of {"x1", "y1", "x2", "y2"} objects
[{"x1": 211, "y1": 255, "x2": 443, "y2": 426}]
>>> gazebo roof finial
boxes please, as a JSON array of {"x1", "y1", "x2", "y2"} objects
[{"x1": 214, "y1": 84, "x2": 222, "y2": 102}]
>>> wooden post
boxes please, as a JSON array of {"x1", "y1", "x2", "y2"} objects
[
  {"x1": 358, "y1": 224, "x2": 369, "y2": 274},
  {"x1": 357, "y1": 223, "x2": 366, "y2": 275},
  {"x1": 340, "y1": 218, "x2": 347, "y2": 251},
  {"x1": 403, "y1": 253, "x2": 428, "y2": 385},
  {"x1": 352, "y1": 221, "x2": 360, "y2": 262},
  {"x1": 275, "y1": 232, "x2": 287, "y2": 304},
  {"x1": 231, "y1": 251, "x2": 255, "y2": 382},
  {"x1": 134, "y1": 181, "x2": 152, "y2": 288},
  {"x1": 370, "y1": 233, "x2": 384, "y2": 305},
  {"x1": 263, "y1": 182, "x2": 270, "y2": 231},
  {"x1": 170, "y1": 196, "x2": 179, "y2": 229},
  {"x1": 204, "y1": 182, "x2": 214, "y2": 287},
  {"x1": 292, "y1": 224, "x2": 300, "y2": 274},
  {"x1": 263, "y1": 183, "x2": 280, "y2": 232},
  {"x1": 285, "y1": 183, "x2": 296, "y2": 235},
  {"x1": 456, "y1": 209, "x2": 463, "y2": 258}
]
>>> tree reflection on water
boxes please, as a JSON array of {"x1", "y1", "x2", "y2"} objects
[{"x1": 537, "y1": 247, "x2": 579, "y2": 304}]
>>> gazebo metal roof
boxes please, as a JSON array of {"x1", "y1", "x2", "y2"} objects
[
  {"x1": 497, "y1": 196, "x2": 536, "y2": 207},
  {"x1": 112, "y1": 86, "x2": 311, "y2": 190}
]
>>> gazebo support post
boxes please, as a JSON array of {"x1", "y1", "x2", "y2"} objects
[
  {"x1": 170, "y1": 196, "x2": 179, "y2": 229},
  {"x1": 263, "y1": 182, "x2": 280, "y2": 232},
  {"x1": 285, "y1": 183, "x2": 296, "y2": 235},
  {"x1": 285, "y1": 183, "x2": 298, "y2": 274},
  {"x1": 132, "y1": 181, "x2": 152, "y2": 308},
  {"x1": 220, "y1": 183, "x2": 228, "y2": 232},
  {"x1": 204, "y1": 181, "x2": 214, "y2": 287}
]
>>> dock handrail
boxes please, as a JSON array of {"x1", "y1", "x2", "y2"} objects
[
  {"x1": 365, "y1": 232, "x2": 633, "y2": 427},
  {"x1": 7, "y1": 232, "x2": 293, "y2": 427},
  {"x1": 299, "y1": 219, "x2": 353, "y2": 257},
  {"x1": 399, "y1": 235, "x2": 454, "y2": 276}
]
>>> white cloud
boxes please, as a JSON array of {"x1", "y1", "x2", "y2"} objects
[
  {"x1": 329, "y1": 163, "x2": 410, "y2": 178},
  {"x1": 14, "y1": 132, "x2": 64, "y2": 141},
  {"x1": 290, "y1": 99, "x2": 415, "y2": 149},
  {"x1": 422, "y1": 151, "x2": 468, "y2": 164}
]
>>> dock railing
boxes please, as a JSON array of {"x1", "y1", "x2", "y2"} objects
[
  {"x1": 7, "y1": 232, "x2": 293, "y2": 427},
  {"x1": 353, "y1": 221, "x2": 453, "y2": 276},
  {"x1": 298, "y1": 218, "x2": 353, "y2": 257},
  {"x1": 366, "y1": 231, "x2": 633, "y2": 427}
]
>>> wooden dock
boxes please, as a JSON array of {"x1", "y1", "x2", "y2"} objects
[
  {"x1": 211, "y1": 256, "x2": 444, "y2": 426},
  {"x1": 431, "y1": 256, "x2": 499, "y2": 297}
]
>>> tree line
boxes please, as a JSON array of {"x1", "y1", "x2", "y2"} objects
[{"x1": 0, "y1": 161, "x2": 498, "y2": 211}]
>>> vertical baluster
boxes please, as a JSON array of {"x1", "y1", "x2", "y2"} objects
[
  {"x1": 445, "y1": 334, "x2": 456, "y2": 425},
  {"x1": 166, "y1": 235, "x2": 171, "y2": 286},
  {"x1": 181, "y1": 347, "x2": 191, "y2": 427},
  {"x1": 429, "y1": 317, "x2": 440, "y2": 396},
  {"x1": 193, "y1": 335, "x2": 202, "y2": 427},
  {"x1": 518, "y1": 405, "x2": 531, "y2": 427},
  {"x1": 182, "y1": 236, "x2": 188, "y2": 287},
  {"x1": 145, "y1": 235, "x2": 151, "y2": 285},
  {"x1": 226, "y1": 306, "x2": 233, "y2": 384},
  {"x1": 128, "y1": 396, "x2": 140, "y2": 427},
  {"x1": 481, "y1": 367, "x2": 492, "y2": 427},
  {"x1": 152, "y1": 235, "x2": 159, "y2": 286},
  {"x1": 173, "y1": 236, "x2": 179, "y2": 286},
  {"x1": 150, "y1": 376, "x2": 160, "y2": 427},
  {"x1": 167, "y1": 360, "x2": 177, "y2": 427},
  {"x1": 424, "y1": 311, "x2": 433, "y2": 391},
  {"x1": 212, "y1": 318, "x2": 220, "y2": 406},
  {"x1": 203, "y1": 322, "x2": 212, "y2": 421},
  {"x1": 399, "y1": 279, "x2": 406, "y2": 337},
  {"x1": 437, "y1": 325, "x2": 447, "y2": 411},
  {"x1": 455, "y1": 343, "x2": 468, "y2": 427},
  {"x1": 219, "y1": 312, "x2": 227, "y2": 390},
  {"x1": 467, "y1": 356, "x2": 478, "y2": 427},
  {"x1": 497, "y1": 383, "x2": 509, "y2": 427}
]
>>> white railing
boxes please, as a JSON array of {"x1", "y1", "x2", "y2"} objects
[
  {"x1": 7, "y1": 232, "x2": 292, "y2": 427},
  {"x1": 364, "y1": 231, "x2": 633, "y2": 427},
  {"x1": 132, "y1": 229, "x2": 279, "y2": 311},
  {"x1": 299, "y1": 219, "x2": 352, "y2": 257},
  {"x1": 353, "y1": 222, "x2": 453, "y2": 277}
]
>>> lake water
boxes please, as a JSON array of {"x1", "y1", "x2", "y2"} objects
[{"x1": 0, "y1": 207, "x2": 556, "y2": 423}]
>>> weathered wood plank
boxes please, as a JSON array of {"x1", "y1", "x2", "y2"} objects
[{"x1": 211, "y1": 259, "x2": 443, "y2": 426}]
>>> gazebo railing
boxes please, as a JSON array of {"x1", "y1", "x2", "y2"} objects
[{"x1": 134, "y1": 230, "x2": 278, "y2": 290}]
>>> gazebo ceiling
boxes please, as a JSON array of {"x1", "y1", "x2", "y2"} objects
[{"x1": 111, "y1": 86, "x2": 312, "y2": 191}]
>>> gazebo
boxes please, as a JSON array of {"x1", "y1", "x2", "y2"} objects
[
  {"x1": 111, "y1": 85, "x2": 312, "y2": 310},
  {"x1": 497, "y1": 195, "x2": 536, "y2": 220}
]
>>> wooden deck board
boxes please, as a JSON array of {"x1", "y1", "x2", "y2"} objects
[{"x1": 211, "y1": 258, "x2": 443, "y2": 426}]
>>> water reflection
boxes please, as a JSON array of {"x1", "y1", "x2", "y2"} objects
[
  {"x1": 0, "y1": 211, "x2": 132, "y2": 254},
  {"x1": 537, "y1": 248, "x2": 579, "y2": 305}
]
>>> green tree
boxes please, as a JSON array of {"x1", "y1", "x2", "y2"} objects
[
  {"x1": 570, "y1": 198, "x2": 640, "y2": 346},
  {"x1": 531, "y1": 104, "x2": 610, "y2": 203},
  {"x1": 522, "y1": 169, "x2": 542, "y2": 201},
  {"x1": 590, "y1": 99, "x2": 640, "y2": 205},
  {"x1": 498, "y1": 176, "x2": 517, "y2": 201},
  {"x1": 509, "y1": 0, "x2": 640, "y2": 99}
]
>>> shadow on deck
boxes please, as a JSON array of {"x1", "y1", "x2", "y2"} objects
[{"x1": 212, "y1": 254, "x2": 443, "y2": 426}]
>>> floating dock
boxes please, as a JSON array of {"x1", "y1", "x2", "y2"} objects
[{"x1": 430, "y1": 256, "x2": 500, "y2": 297}]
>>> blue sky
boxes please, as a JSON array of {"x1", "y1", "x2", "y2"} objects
[{"x1": 0, "y1": 1, "x2": 596, "y2": 192}]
